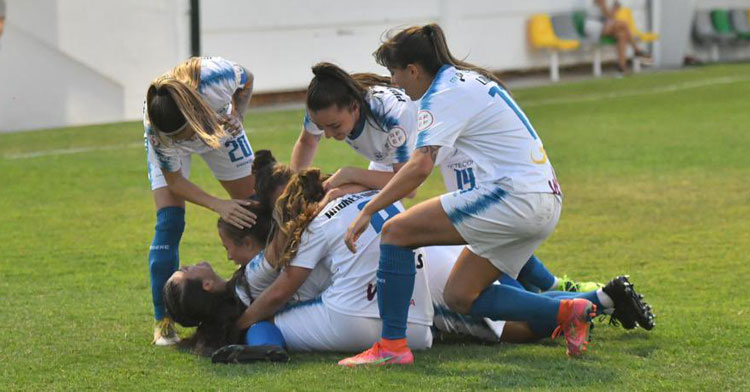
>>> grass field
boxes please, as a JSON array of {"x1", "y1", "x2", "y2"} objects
[{"x1": 1, "y1": 64, "x2": 749, "y2": 391}]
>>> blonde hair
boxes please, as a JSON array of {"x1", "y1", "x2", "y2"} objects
[
  {"x1": 146, "y1": 57, "x2": 227, "y2": 149},
  {"x1": 269, "y1": 169, "x2": 326, "y2": 269}
]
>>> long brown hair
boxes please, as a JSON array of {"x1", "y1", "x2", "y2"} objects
[
  {"x1": 146, "y1": 57, "x2": 227, "y2": 149},
  {"x1": 270, "y1": 169, "x2": 326, "y2": 269},
  {"x1": 374, "y1": 23, "x2": 506, "y2": 88}
]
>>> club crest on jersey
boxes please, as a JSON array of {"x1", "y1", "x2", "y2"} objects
[
  {"x1": 386, "y1": 127, "x2": 407, "y2": 148},
  {"x1": 418, "y1": 110, "x2": 434, "y2": 131},
  {"x1": 148, "y1": 134, "x2": 161, "y2": 147}
]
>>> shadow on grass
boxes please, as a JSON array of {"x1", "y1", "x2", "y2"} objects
[{"x1": 196, "y1": 338, "x2": 621, "y2": 389}]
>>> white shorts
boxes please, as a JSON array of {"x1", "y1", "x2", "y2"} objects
[
  {"x1": 274, "y1": 300, "x2": 432, "y2": 352},
  {"x1": 440, "y1": 185, "x2": 561, "y2": 278},
  {"x1": 423, "y1": 246, "x2": 505, "y2": 342},
  {"x1": 146, "y1": 130, "x2": 254, "y2": 190}
]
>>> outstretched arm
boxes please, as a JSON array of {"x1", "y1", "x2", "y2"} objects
[
  {"x1": 290, "y1": 130, "x2": 321, "y2": 172},
  {"x1": 162, "y1": 170, "x2": 255, "y2": 228},
  {"x1": 235, "y1": 266, "x2": 312, "y2": 330},
  {"x1": 344, "y1": 146, "x2": 440, "y2": 252}
]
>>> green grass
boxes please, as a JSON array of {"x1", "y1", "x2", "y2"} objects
[{"x1": 2, "y1": 64, "x2": 750, "y2": 390}]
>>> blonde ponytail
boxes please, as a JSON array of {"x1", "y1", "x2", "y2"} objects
[{"x1": 146, "y1": 57, "x2": 228, "y2": 149}]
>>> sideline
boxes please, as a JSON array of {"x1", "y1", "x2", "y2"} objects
[{"x1": 5, "y1": 75, "x2": 750, "y2": 160}]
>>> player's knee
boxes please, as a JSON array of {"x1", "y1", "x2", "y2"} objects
[{"x1": 380, "y1": 218, "x2": 410, "y2": 246}]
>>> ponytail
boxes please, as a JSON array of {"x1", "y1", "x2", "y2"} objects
[
  {"x1": 375, "y1": 23, "x2": 507, "y2": 89},
  {"x1": 146, "y1": 57, "x2": 227, "y2": 149},
  {"x1": 271, "y1": 169, "x2": 326, "y2": 269}
]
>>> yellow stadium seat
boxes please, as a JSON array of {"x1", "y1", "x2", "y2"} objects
[
  {"x1": 529, "y1": 14, "x2": 581, "y2": 50},
  {"x1": 615, "y1": 7, "x2": 659, "y2": 42}
]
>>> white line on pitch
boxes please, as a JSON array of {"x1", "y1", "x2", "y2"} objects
[
  {"x1": 3, "y1": 142, "x2": 144, "y2": 160},
  {"x1": 521, "y1": 76, "x2": 750, "y2": 108}
]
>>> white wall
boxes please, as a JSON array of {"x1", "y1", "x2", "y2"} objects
[
  {"x1": 201, "y1": 0, "x2": 651, "y2": 93},
  {"x1": 5, "y1": 0, "x2": 736, "y2": 132},
  {"x1": 0, "y1": 0, "x2": 190, "y2": 132}
]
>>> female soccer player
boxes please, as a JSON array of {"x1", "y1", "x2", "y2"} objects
[
  {"x1": 145, "y1": 56, "x2": 257, "y2": 345},
  {"x1": 165, "y1": 167, "x2": 434, "y2": 353},
  {"x1": 289, "y1": 62, "x2": 417, "y2": 200},
  {"x1": 341, "y1": 24, "x2": 596, "y2": 365}
]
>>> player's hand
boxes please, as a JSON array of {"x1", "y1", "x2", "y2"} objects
[
  {"x1": 316, "y1": 187, "x2": 346, "y2": 213},
  {"x1": 221, "y1": 112, "x2": 244, "y2": 137},
  {"x1": 345, "y1": 211, "x2": 371, "y2": 253},
  {"x1": 212, "y1": 199, "x2": 256, "y2": 229},
  {"x1": 322, "y1": 167, "x2": 355, "y2": 191}
]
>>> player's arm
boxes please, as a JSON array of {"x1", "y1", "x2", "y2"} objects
[
  {"x1": 345, "y1": 146, "x2": 439, "y2": 252},
  {"x1": 162, "y1": 170, "x2": 255, "y2": 228},
  {"x1": 235, "y1": 265, "x2": 312, "y2": 330},
  {"x1": 290, "y1": 130, "x2": 320, "y2": 171},
  {"x1": 323, "y1": 162, "x2": 415, "y2": 198},
  {"x1": 232, "y1": 67, "x2": 254, "y2": 120}
]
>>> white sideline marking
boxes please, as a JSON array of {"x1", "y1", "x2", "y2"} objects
[
  {"x1": 4, "y1": 142, "x2": 143, "y2": 160},
  {"x1": 521, "y1": 76, "x2": 750, "y2": 108},
  {"x1": 4, "y1": 75, "x2": 749, "y2": 160}
]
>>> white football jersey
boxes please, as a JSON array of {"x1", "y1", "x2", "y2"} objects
[
  {"x1": 289, "y1": 191, "x2": 433, "y2": 326},
  {"x1": 304, "y1": 85, "x2": 417, "y2": 167},
  {"x1": 235, "y1": 251, "x2": 332, "y2": 307},
  {"x1": 416, "y1": 65, "x2": 560, "y2": 194},
  {"x1": 143, "y1": 57, "x2": 249, "y2": 173}
]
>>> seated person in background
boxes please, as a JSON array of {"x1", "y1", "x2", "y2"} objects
[{"x1": 584, "y1": 0, "x2": 652, "y2": 73}]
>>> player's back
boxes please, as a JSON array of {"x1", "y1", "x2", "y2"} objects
[
  {"x1": 293, "y1": 191, "x2": 432, "y2": 326},
  {"x1": 417, "y1": 65, "x2": 558, "y2": 194}
]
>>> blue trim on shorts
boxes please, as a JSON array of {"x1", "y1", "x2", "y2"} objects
[
  {"x1": 446, "y1": 186, "x2": 507, "y2": 225},
  {"x1": 277, "y1": 296, "x2": 323, "y2": 315}
]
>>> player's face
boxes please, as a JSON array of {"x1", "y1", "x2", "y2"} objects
[
  {"x1": 218, "y1": 229, "x2": 262, "y2": 267},
  {"x1": 169, "y1": 261, "x2": 226, "y2": 293},
  {"x1": 390, "y1": 64, "x2": 430, "y2": 100},
  {"x1": 310, "y1": 103, "x2": 360, "y2": 141}
]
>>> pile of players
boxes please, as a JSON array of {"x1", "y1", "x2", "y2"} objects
[{"x1": 144, "y1": 24, "x2": 655, "y2": 366}]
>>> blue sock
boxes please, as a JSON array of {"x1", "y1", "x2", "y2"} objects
[
  {"x1": 542, "y1": 290, "x2": 604, "y2": 315},
  {"x1": 245, "y1": 321, "x2": 286, "y2": 348},
  {"x1": 497, "y1": 274, "x2": 525, "y2": 290},
  {"x1": 469, "y1": 284, "x2": 560, "y2": 337},
  {"x1": 378, "y1": 244, "x2": 416, "y2": 340},
  {"x1": 517, "y1": 254, "x2": 556, "y2": 292},
  {"x1": 149, "y1": 207, "x2": 185, "y2": 321}
]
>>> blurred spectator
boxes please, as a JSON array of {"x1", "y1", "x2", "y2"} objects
[{"x1": 585, "y1": 0, "x2": 651, "y2": 73}]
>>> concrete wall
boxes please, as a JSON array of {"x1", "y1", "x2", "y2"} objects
[
  {"x1": 201, "y1": 0, "x2": 651, "y2": 93},
  {"x1": 5, "y1": 0, "x2": 745, "y2": 132},
  {"x1": 0, "y1": 0, "x2": 189, "y2": 132}
]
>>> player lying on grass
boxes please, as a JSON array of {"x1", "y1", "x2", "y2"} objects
[
  {"x1": 291, "y1": 64, "x2": 598, "y2": 297},
  {"x1": 163, "y1": 153, "x2": 655, "y2": 360},
  {"x1": 144, "y1": 56, "x2": 257, "y2": 345}
]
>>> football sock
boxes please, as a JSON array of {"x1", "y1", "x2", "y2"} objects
[
  {"x1": 149, "y1": 207, "x2": 185, "y2": 321},
  {"x1": 497, "y1": 274, "x2": 525, "y2": 290},
  {"x1": 246, "y1": 321, "x2": 286, "y2": 348},
  {"x1": 469, "y1": 284, "x2": 561, "y2": 336},
  {"x1": 378, "y1": 244, "x2": 416, "y2": 340},
  {"x1": 517, "y1": 254, "x2": 557, "y2": 292}
]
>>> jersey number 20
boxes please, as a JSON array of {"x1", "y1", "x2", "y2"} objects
[{"x1": 225, "y1": 135, "x2": 253, "y2": 162}]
